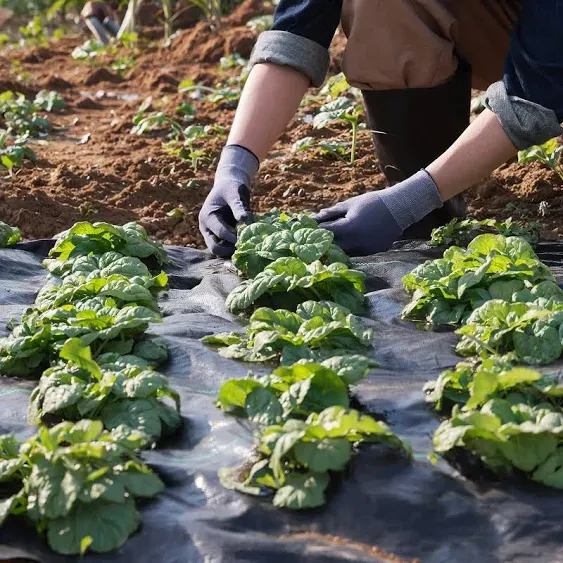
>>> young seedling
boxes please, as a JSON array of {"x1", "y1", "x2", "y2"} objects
[
  {"x1": 313, "y1": 97, "x2": 363, "y2": 164},
  {"x1": 319, "y1": 141, "x2": 351, "y2": 161},
  {"x1": 111, "y1": 54, "x2": 137, "y2": 74},
  {"x1": 219, "y1": 53, "x2": 248, "y2": 70},
  {"x1": 131, "y1": 111, "x2": 185, "y2": 137},
  {"x1": 292, "y1": 137, "x2": 314, "y2": 153},
  {"x1": 0, "y1": 144, "x2": 36, "y2": 177},
  {"x1": 518, "y1": 137, "x2": 563, "y2": 181},
  {"x1": 0, "y1": 91, "x2": 50, "y2": 138},
  {"x1": 246, "y1": 14, "x2": 273, "y2": 32},
  {"x1": 18, "y1": 16, "x2": 47, "y2": 47},
  {"x1": 34, "y1": 90, "x2": 65, "y2": 112}
]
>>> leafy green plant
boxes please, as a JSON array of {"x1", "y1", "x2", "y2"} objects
[
  {"x1": 10, "y1": 59, "x2": 31, "y2": 84},
  {"x1": 131, "y1": 111, "x2": 186, "y2": 137},
  {"x1": 246, "y1": 14, "x2": 273, "y2": 32},
  {"x1": 433, "y1": 379, "x2": 563, "y2": 488},
  {"x1": 401, "y1": 234, "x2": 554, "y2": 327},
  {"x1": 34, "y1": 90, "x2": 65, "y2": 112},
  {"x1": 232, "y1": 210, "x2": 349, "y2": 279},
  {"x1": 29, "y1": 339, "x2": 180, "y2": 440},
  {"x1": 217, "y1": 362, "x2": 352, "y2": 424},
  {"x1": 219, "y1": 53, "x2": 247, "y2": 69},
  {"x1": 0, "y1": 298, "x2": 164, "y2": 376},
  {"x1": 204, "y1": 300, "x2": 373, "y2": 364},
  {"x1": 110, "y1": 55, "x2": 137, "y2": 74},
  {"x1": 0, "y1": 91, "x2": 49, "y2": 138},
  {"x1": 206, "y1": 87, "x2": 240, "y2": 107},
  {"x1": 429, "y1": 217, "x2": 541, "y2": 248},
  {"x1": 425, "y1": 355, "x2": 516, "y2": 412},
  {"x1": 0, "y1": 420, "x2": 165, "y2": 555},
  {"x1": 319, "y1": 141, "x2": 351, "y2": 161},
  {"x1": 292, "y1": 137, "x2": 314, "y2": 153},
  {"x1": 19, "y1": 15, "x2": 47, "y2": 46},
  {"x1": 71, "y1": 39, "x2": 115, "y2": 61},
  {"x1": 0, "y1": 143, "x2": 36, "y2": 176},
  {"x1": 161, "y1": 123, "x2": 223, "y2": 170},
  {"x1": 220, "y1": 406, "x2": 410, "y2": 509},
  {"x1": 226, "y1": 257, "x2": 366, "y2": 316},
  {"x1": 319, "y1": 73, "x2": 353, "y2": 101},
  {"x1": 313, "y1": 97, "x2": 363, "y2": 163},
  {"x1": 518, "y1": 138, "x2": 563, "y2": 180},
  {"x1": 0, "y1": 221, "x2": 21, "y2": 247},
  {"x1": 49, "y1": 221, "x2": 168, "y2": 264},
  {"x1": 455, "y1": 291, "x2": 563, "y2": 365}
]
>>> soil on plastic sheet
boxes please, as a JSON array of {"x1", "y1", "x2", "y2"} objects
[{"x1": 0, "y1": 0, "x2": 562, "y2": 248}]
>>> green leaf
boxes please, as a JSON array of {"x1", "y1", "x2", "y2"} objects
[
  {"x1": 513, "y1": 325, "x2": 562, "y2": 365},
  {"x1": 47, "y1": 499, "x2": 139, "y2": 555},
  {"x1": 59, "y1": 339, "x2": 102, "y2": 380},
  {"x1": 0, "y1": 222, "x2": 21, "y2": 247},
  {"x1": 102, "y1": 398, "x2": 180, "y2": 439},
  {"x1": 272, "y1": 471, "x2": 330, "y2": 509},
  {"x1": 0, "y1": 494, "x2": 19, "y2": 526},
  {"x1": 41, "y1": 383, "x2": 84, "y2": 415},
  {"x1": 217, "y1": 379, "x2": 263, "y2": 412},
  {"x1": 532, "y1": 450, "x2": 563, "y2": 488},
  {"x1": 293, "y1": 438, "x2": 351, "y2": 472},
  {"x1": 279, "y1": 369, "x2": 349, "y2": 417},
  {"x1": 498, "y1": 433, "x2": 557, "y2": 473},
  {"x1": 30, "y1": 463, "x2": 81, "y2": 519},
  {"x1": 245, "y1": 388, "x2": 283, "y2": 425},
  {"x1": 116, "y1": 465, "x2": 164, "y2": 497},
  {"x1": 320, "y1": 355, "x2": 374, "y2": 384}
]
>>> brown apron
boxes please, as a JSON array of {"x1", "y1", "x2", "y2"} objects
[{"x1": 340, "y1": 0, "x2": 522, "y2": 91}]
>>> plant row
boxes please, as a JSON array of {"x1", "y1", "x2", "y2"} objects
[
  {"x1": 404, "y1": 221, "x2": 563, "y2": 489},
  {"x1": 0, "y1": 221, "x2": 180, "y2": 554},
  {"x1": 203, "y1": 210, "x2": 410, "y2": 510}
]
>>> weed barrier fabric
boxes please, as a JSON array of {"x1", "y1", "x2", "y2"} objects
[{"x1": 1, "y1": 240, "x2": 563, "y2": 563}]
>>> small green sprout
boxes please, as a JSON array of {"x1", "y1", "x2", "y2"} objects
[{"x1": 313, "y1": 97, "x2": 363, "y2": 164}]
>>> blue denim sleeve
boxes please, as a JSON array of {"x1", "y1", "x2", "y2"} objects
[
  {"x1": 485, "y1": 0, "x2": 563, "y2": 148},
  {"x1": 249, "y1": 0, "x2": 343, "y2": 87},
  {"x1": 271, "y1": 0, "x2": 343, "y2": 49}
]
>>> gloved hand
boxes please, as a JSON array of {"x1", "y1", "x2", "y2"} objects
[
  {"x1": 199, "y1": 145, "x2": 259, "y2": 257},
  {"x1": 313, "y1": 170, "x2": 443, "y2": 256}
]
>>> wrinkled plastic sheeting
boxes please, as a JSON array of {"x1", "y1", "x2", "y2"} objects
[{"x1": 0, "y1": 239, "x2": 563, "y2": 563}]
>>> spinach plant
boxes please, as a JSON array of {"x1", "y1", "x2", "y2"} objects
[
  {"x1": 0, "y1": 420, "x2": 164, "y2": 555},
  {"x1": 402, "y1": 234, "x2": 554, "y2": 327},
  {"x1": 0, "y1": 221, "x2": 21, "y2": 247},
  {"x1": 232, "y1": 210, "x2": 349, "y2": 279},
  {"x1": 220, "y1": 406, "x2": 410, "y2": 509},
  {"x1": 204, "y1": 300, "x2": 373, "y2": 364}
]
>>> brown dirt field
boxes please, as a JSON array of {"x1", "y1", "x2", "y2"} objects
[{"x1": 0, "y1": 0, "x2": 562, "y2": 248}]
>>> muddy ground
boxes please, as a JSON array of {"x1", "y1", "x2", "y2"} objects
[{"x1": 0, "y1": 0, "x2": 562, "y2": 247}]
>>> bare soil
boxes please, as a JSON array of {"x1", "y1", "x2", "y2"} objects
[{"x1": 1, "y1": 0, "x2": 562, "y2": 247}]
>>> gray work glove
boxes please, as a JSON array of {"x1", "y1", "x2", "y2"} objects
[
  {"x1": 199, "y1": 145, "x2": 259, "y2": 257},
  {"x1": 314, "y1": 170, "x2": 443, "y2": 256}
]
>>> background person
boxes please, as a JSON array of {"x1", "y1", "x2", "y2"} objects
[{"x1": 81, "y1": 1, "x2": 121, "y2": 44}]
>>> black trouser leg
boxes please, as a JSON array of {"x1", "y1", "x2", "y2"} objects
[{"x1": 362, "y1": 62, "x2": 472, "y2": 239}]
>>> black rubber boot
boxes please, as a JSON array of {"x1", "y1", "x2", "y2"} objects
[{"x1": 362, "y1": 63, "x2": 472, "y2": 239}]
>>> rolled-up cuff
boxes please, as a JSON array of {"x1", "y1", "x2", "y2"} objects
[
  {"x1": 484, "y1": 81, "x2": 563, "y2": 150},
  {"x1": 249, "y1": 30, "x2": 330, "y2": 88}
]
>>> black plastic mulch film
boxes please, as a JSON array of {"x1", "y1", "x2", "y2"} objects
[{"x1": 1, "y1": 239, "x2": 563, "y2": 563}]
